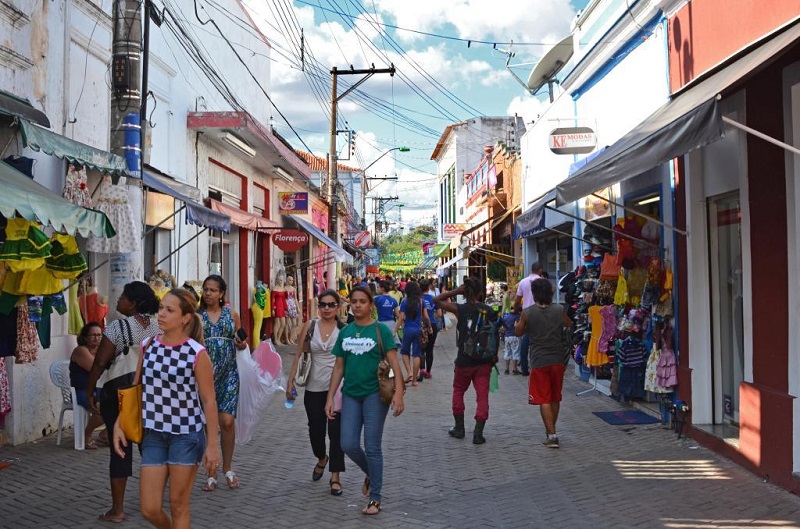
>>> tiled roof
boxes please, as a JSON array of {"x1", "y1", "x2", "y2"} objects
[{"x1": 296, "y1": 150, "x2": 362, "y2": 173}]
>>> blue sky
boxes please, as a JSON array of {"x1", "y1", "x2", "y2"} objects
[{"x1": 245, "y1": 0, "x2": 590, "y2": 228}]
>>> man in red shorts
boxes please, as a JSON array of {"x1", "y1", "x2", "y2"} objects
[{"x1": 515, "y1": 278, "x2": 572, "y2": 448}]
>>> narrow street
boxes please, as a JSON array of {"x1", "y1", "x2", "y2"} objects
[{"x1": 1, "y1": 329, "x2": 799, "y2": 528}]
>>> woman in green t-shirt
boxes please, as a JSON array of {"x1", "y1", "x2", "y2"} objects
[{"x1": 325, "y1": 286, "x2": 405, "y2": 516}]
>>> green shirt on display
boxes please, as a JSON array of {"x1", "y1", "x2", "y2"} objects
[{"x1": 332, "y1": 320, "x2": 396, "y2": 399}]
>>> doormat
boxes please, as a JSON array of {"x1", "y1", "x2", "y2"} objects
[{"x1": 592, "y1": 410, "x2": 660, "y2": 425}]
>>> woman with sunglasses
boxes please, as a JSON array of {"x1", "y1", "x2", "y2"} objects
[
  {"x1": 286, "y1": 290, "x2": 347, "y2": 496},
  {"x1": 325, "y1": 286, "x2": 405, "y2": 516}
]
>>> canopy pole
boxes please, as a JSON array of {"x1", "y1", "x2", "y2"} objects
[
  {"x1": 145, "y1": 227, "x2": 208, "y2": 278},
  {"x1": 543, "y1": 205, "x2": 660, "y2": 250},
  {"x1": 589, "y1": 193, "x2": 688, "y2": 236},
  {"x1": 722, "y1": 115, "x2": 800, "y2": 156}
]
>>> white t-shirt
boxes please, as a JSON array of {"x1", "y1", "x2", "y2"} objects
[{"x1": 515, "y1": 273, "x2": 541, "y2": 309}]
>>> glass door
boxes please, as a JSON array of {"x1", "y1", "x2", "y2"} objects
[{"x1": 708, "y1": 192, "x2": 744, "y2": 424}]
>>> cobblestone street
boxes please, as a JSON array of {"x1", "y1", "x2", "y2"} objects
[{"x1": 1, "y1": 328, "x2": 799, "y2": 528}]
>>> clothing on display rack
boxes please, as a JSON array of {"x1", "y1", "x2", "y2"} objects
[
  {"x1": 86, "y1": 176, "x2": 139, "y2": 254},
  {"x1": 67, "y1": 283, "x2": 84, "y2": 335},
  {"x1": 79, "y1": 291, "x2": 109, "y2": 329},
  {"x1": 0, "y1": 218, "x2": 52, "y2": 272},
  {"x1": 62, "y1": 164, "x2": 92, "y2": 207},
  {"x1": 3, "y1": 155, "x2": 34, "y2": 179},
  {"x1": 15, "y1": 303, "x2": 39, "y2": 363},
  {"x1": 46, "y1": 234, "x2": 87, "y2": 279},
  {"x1": 0, "y1": 358, "x2": 10, "y2": 418}
]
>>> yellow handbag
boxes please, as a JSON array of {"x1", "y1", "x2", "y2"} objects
[
  {"x1": 117, "y1": 336, "x2": 154, "y2": 444},
  {"x1": 117, "y1": 383, "x2": 143, "y2": 443}
]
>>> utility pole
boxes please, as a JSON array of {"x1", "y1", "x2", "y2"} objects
[
  {"x1": 108, "y1": 0, "x2": 143, "y2": 318},
  {"x1": 328, "y1": 65, "x2": 395, "y2": 280}
]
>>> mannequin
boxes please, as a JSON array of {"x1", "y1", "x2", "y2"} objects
[
  {"x1": 78, "y1": 277, "x2": 109, "y2": 330},
  {"x1": 271, "y1": 270, "x2": 288, "y2": 346},
  {"x1": 251, "y1": 281, "x2": 271, "y2": 348},
  {"x1": 285, "y1": 274, "x2": 301, "y2": 344}
]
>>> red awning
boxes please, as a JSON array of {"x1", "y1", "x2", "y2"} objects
[{"x1": 209, "y1": 200, "x2": 278, "y2": 231}]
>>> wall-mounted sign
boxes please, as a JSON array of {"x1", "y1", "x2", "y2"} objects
[
  {"x1": 364, "y1": 248, "x2": 380, "y2": 266},
  {"x1": 278, "y1": 192, "x2": 309, "y2": 214},
  {"x1": 443, "y1": 223, "x2": 470, "y2": 237},
  {"x1": 584, "y1": 187, "x2": 613, "y2": 221},
  {"x1": 145, "y1": 192, "x2": 175, "y2": 229},
  {"x1": 354, "y1": 231, "x2": 372, "y2": 248},
  {"x1": 548, "y1": 127, "x2": 597, "y2": 155},
  {"x1": 421, "y1": 241, "x2": 436, "y2": 254},
  {"x1": 272, "y1": 229, "x2": 309, "y2": 252}
]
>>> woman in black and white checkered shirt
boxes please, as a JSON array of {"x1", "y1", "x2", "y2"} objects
[{"x1": 113, "y1": 288, "x2": 220, "y2": 528}]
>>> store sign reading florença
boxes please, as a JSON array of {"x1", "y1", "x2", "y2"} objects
[
  {"x1": 272, "y1": 229, "x2": 309, "y2": 252},
  {"x1": 548, "y1": 126, "x2": 597, "y2": 155}
]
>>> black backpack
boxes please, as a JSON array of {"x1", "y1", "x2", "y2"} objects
[{"x1": 459, "y1": 303, "x2": 500, "y2": 362}]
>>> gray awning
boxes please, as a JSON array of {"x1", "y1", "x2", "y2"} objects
[
  {"x1": 515, "y1": 189, "x2": 556, "y2": 239},
  {"x1": 284, "y1": 214, "x2": 354, "y2": 264},
  {"x1": 0, "y1": 89, "x2": 50, "y2": 127},
  {"x1": 556, "y1": 18, "x2": 800, "y2": 206}
]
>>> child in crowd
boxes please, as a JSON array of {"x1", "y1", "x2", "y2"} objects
[{"x1": 502, "y1": 307, "x2": 521, "y2": 374}]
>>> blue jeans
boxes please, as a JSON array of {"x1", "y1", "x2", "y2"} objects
[
  {"x1": 518, "y1": 334, "x2": 530, "y2": 373},
  {"x1": 340, "y1": 391, "x2": 389, "y2": 502}
]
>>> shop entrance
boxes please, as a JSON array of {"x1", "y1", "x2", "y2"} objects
[
  {"x1": 210, "y1": 228, "x2": 240, "y2": 310},
  {"x1": 708, "y1": 192, "x2": 744, "y2": 425}
]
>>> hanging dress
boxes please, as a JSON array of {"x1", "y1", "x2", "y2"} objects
[
  {"x1": 202, "y1": 306, "x2": 240, "y2": 416},
  {"x1": 86, "y1": 176, "x2": 139, "y2": 254},
  {"x1": 585, "y1": 305, "x2": 609, "y2": 367},
  {"x1": 271, "y1": 289, "x2": 287, "y2": 318},
  {"x1": 79, "y1": 291, "x2": 109, "y2": 329},
  {"x1": 0, "y1": 357, "x2": 10, "y2": 418},
  {"x1": 15, "y1": 303, "x2": 39, "y2": 363},
  {"x1": 46, "y1": 234, "x2": 87, "y2": 279},
  {"x1": 63, "y1": 164, "x2": 92, "y2": 207},
  {"x1": 67, "y1": 283, "x2": 84, "y2": 335},
  {"x1": 598, "y1": 305, "x2": 617, "y2": 353},
  {"x1": 0, "y1": 218, "x2": 52, "y2": 272}
]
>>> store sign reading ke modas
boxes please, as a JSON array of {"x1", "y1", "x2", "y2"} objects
[
  {"x1": 548, "y1": 126, "x2": 596, "y2": 155},
  {"x1": 272, "y1": 229, "x2": 309, "y2": 252}
]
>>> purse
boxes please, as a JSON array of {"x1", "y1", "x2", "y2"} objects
[
  {"x1": 418, "y1": 301, "x2": 430, "y2": 350},
  {"x1": 374, "y1": 322, "x2": 395, "y2": 405},
  {"x1": 117, "y1": 336, "x2": 154, "y2": 444},
  {"x1": 295, "y1": 320, "x2": 316, "y2": 387}
]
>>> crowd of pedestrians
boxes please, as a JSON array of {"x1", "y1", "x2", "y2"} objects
[{"x1": 75, "y1": 268, "x2": 569, "y2": 525}]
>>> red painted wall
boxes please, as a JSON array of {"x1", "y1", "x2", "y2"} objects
[{"x1": 668, "y1": 0, "x2": 799, "y2": 91}]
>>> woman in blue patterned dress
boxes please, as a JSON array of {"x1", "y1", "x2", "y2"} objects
[{"x1": 198, "y1": 275, "x2": 247, "y2": 491}]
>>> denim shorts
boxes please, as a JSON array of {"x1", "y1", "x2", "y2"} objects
[{"x1": 141, "y1": 428, "x2": 206, "y2": 467}]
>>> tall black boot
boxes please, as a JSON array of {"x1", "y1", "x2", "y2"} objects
[
  {"x1": 448, "y1": 415, "x2": 465, "y2": 439},
  {"x1": 473, "y1": 420, "x2": 486, "y2": 445}
]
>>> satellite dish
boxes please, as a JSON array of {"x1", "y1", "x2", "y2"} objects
[{"x1": 527, "y1": 34, "x2": 574, "y2": 94}]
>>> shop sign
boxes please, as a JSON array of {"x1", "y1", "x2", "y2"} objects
[
  {"x1": 443, "y1": 223, "x2": 470, "y2": 237},
  {"x1": 278, "y1": 192, "x2": 309, "y2": 214},
  {"x1": 548, "y1": 127, "x2": 596, "y2": 155},
  {"x1": 354, "y1": 231, "x2": 372, "y2": 247},
  {"x1": 145, "y1": 192, "x2": 175, "y2": 230},
  {"x1": 364, "y1": 248, "x2": 380, "y2": 266},
  {"x1": 421, "y1": 240, "x2": 436, "y2": 254},
  {"x1": 272, "y1": 229, "x2": 308, "y2": 252},
  {"x1": 584, "y1": 187, "x2": 613, "y2": 221}
]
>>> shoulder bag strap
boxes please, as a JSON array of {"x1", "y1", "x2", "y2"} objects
[
  {"x1": 131, "y1": 336, "x2": 155, "y2": 386},
  {"x1": 120, "y1": 318, "x2": 133, "y2": 349},
  {"x1": 374, "y1": 322, "x2": 385, "y2": 359}
]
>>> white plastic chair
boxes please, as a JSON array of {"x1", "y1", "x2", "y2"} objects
[{"x1": 49, "y1": 360, "x2": 89, "y2": 450}]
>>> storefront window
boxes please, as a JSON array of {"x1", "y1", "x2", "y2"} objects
[{"x1": 708, "y1": 192, "x2": 743, "y2": 425}]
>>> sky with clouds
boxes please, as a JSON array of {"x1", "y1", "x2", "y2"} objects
[{"x1": 242, "y1": 0, "x2": 589, "y2": 229}]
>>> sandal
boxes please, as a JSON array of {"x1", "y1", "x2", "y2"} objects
[
  {"x1": 312, "y1": 456, "x2": 328, "y2": 481},
  {"x1": 362, "y1": 500, "x2": 381, "y2": 515},
  {"x1": 225, "y1": 470, "x2": 240, "y2": 489},
  {"x1": 403, "y1": 375, "x2": 413, "y2": 384},
  {"x1": 85, "y1": 439, "x2": 98, "y2": 450},
  {"x1": 202, "y1": 477, "x2": 217, "y2": 492},
  {"x1": 329, "y1": 479, "x2": 343, "y2": 496},
  {"x1": 362, "y1": 476, "x2": 370, "y2": 497}
]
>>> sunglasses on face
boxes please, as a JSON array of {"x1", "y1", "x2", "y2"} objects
[{"x1": 318, "y1": 301, "x2": 338, "y2": 309}]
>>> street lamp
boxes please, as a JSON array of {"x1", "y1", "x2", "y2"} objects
[{"x1": 361, "y1": 147, "x2": 410, "y2": 230}]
